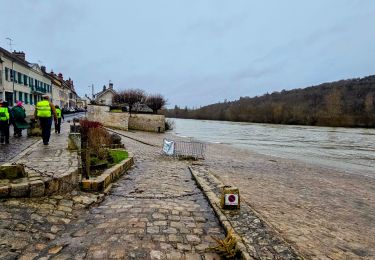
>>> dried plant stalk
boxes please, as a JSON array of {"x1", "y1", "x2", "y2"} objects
[{"x1": 209, "y1": 229, "x2": 238, "y2": 258}]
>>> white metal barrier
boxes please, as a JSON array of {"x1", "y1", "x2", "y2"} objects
[{"x1": 162, "y1": 139, "x2": 206, "y2": 159}]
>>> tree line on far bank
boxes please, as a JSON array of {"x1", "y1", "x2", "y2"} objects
[{"x1": 163, "y1": 75, "x2": 375, "y2": 128}]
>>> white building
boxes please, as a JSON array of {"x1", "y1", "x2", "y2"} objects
[
  {"x1": 0, "y1": 47, "x2": 77, "y2": 115},
  {"x1": 94, "y1": 82, "x2": 116, "y2": 105},
  {"x1": 0, "y1": 48, "x2": 53, "y2": 115}
]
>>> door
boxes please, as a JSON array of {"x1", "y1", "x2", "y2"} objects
[{"x1": 5, "y1": 92, "x2": 13, "y2": 105}]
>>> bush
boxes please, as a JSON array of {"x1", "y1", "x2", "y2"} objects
[
  {"x1": 165, "y1": 119, "x2": 175, "y2": 131},
  {"x1": 80, "y1": 119, "x2": 114, "y2": 178}
]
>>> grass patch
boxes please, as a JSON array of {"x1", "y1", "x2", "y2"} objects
[
  {"x1": 90, "y1": 157, "x2": 107, "y2": 166},
  {"x1": 109, "y1": 149, "x2": 128, "y2": 165},
  {"x1": 109, "y1": 109, "x2": 123, "y2": 113}
]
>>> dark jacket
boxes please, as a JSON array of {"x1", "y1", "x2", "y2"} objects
[{"x1": 12, "y1": 106, "x2": 29, "y2": 129}]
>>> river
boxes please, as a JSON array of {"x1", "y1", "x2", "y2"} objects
[{"x1": 171, "y1": 118, "x2": 375, "y2": 178}]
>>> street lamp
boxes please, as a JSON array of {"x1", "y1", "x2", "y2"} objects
[{"x1": 88, "y1": 84, "x2": 94, "y2": 99}]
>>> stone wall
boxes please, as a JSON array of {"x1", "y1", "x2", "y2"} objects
[
  {"x1": 87, "y1": 105, "x2": 165, "y2": 132},
  {"x1": 86, "y1": 105, "x2": 129, "y2": 131},
  {"x1": 129, "y1": 114, "x2": 165, "y2": 133}
]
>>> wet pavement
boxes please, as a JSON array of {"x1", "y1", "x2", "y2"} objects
[
  {"x1": 0, "y1": 113, "x2": 84, "y2": 165},
  {"x1": 0, "y1": 129, "x2": 225, "y2": 259},
  {"x1": 0, "y1": 127, "x2": 38, "y2": 165},
  {"x1": 204, "y1": 142, "x2": 375, "y2": 259}
]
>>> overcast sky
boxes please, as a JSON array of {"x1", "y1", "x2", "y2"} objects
[{"x1": 1, "y1": 0, "x2": 375, "y2": 108}]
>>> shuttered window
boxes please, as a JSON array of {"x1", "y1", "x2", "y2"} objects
[
  {"x1": 23, "y1": 75, "x2": 28, "y2": 85},
  {"x1": 5, "y1": 67, "x2": 9, "y2": 81},
  {"x1": 18, "y1": 72, "x2": 22, "y2": 84}
]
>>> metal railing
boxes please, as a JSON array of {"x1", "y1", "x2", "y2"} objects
[{"x1": 162, "y1": 138, "x2": 206, "y2": 159}]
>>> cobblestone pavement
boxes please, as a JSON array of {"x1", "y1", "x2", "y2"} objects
[
  {"x1": 0, "y1": 127, "x2": 38, "y2": 165},
  {"x1": 35, "y1": 133, "x2": 225, "y2": 259},
  {"x1": 203, "y1": 143, "x2": 375, "y2": 259},
  {"x1": 1, "y1": 129, "x2": 225, "y2": 259},
  {"x1": 119, "y1": 130, "x2": 375, "y2": 259},
  {"x1": 15, "y1": 121, "x2": 79, "y2": 181},
  {"x1": 0, "y1": 121, "x2": 79, "y2": 196},
  {"x1": 6, "y1": 124, "x2": 370, "y2": 259},
  {"x1": 0, "y1": 113, "x2": 84, "y2": 165},
  {"x1": 0, "y1": 192, "x2": 103, "y2": 260},
  {"x1": 191, "y1": 166, "x2": 300, "y2": 259}
]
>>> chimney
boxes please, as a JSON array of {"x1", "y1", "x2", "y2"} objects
[
  {"x1": 103, "y1": 85, "x2": 107, "y2": 91},
  {"x1": 41, "y1": 66, "x2": 46, "y2": 72},
  {"x1": 13, "y1": 51, "x2": 26, "y2": 61},
  {"x1": 50, "y1": 70, "x2": 56, "y2": 77},
  {"x1": 58, "y1": 73, "x2": 63, "y2": 80},
  {"x1": 109, "y1": 82, "x2": 113, "y2": 89}
]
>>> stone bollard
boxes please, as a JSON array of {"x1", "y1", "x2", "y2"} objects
[
  {"x1": 0, "y1": 163, "x2": 27, "y2": 179},
  {"x1": 68, "y1": 133, "x2": 81, "y2": 150},
  {"x1": 220, "y1": 186, "x2": 240, "y2": 210}
]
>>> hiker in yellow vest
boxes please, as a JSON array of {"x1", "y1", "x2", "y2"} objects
[
  {"x1": 0, "y1": 100, "x2": 11, "y2": 144},
  {"x1": 34, "y1": 95, "x2": 57, "y2": 145},
  {"x1": 54, "y1": 105, "x2": 64, "y2": 134}
]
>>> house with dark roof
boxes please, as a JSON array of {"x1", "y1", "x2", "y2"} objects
[
  {"x1": 0, "y1": 47, "x2": 53, "y2": 115},
  {"x1": 94, "y1": 82, "x2": 117, "y2": 105},
  {"x1": 0, "y1": 46, "x2": 79, "y2": 114}
]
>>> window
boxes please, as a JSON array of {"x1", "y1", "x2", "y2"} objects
[
  {"x1": 14, "y1": 91, "x2": 17, "y2": 102},
  {"x1": 25, "y1": 93, "x2": 28, "y2": 104},
  {"x1": 23, "y1": 75, "x2": 28, "y2": 86},
  {"x1": 14, "y1": 71, "x2": 18, "y2": 83},
  {"x1": 10, "y1": 69, "x2": 14, "y2": 82},
  {"x1": 19, "y1": 91, "x2": 23, "y2": 101},
  {"x1": 30, "y1": 94, "x2": 33, "y2": 105},
  {"x1": 18, "y1": 72, "x2": 22, "y2": 84},
  {"x1": 5, "y1": 67, "x2": 9, "y2": 81}
]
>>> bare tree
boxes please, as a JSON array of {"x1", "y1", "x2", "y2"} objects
[
  {"x1": 146, "y1": 94, "x2": 167, "y2": 114},
  {"x1": 364, "y1": 93, "x2": 374, "y2": 114},
  {"x1": 112, "y1": 89, "x2": 146, "y2": 113},
  {"x1": 324, "y1": 88, "x2": 343, "y2": 118}
]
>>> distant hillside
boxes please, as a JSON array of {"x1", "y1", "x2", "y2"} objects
[{"x1": 164, "y1": 75, "x2": 375, "y2": 127}]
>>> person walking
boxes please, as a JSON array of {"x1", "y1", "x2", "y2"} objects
[
  {"x1": 54, "y1": 105, "x2": 64, "y2": 134},
  {"x1": 12, "y1": 101, "x2": 29, "y2": 137},
  {"x1": 34, "y1": 95, "x2": 57, "y2": 145},
  {"x1": 0, "y1": 100, "x2": 11, "y2": 144}
]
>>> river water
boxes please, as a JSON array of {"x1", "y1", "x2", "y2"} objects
[{"x1": 171, "y1": 118, "x2": 375, "y2": 178}]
